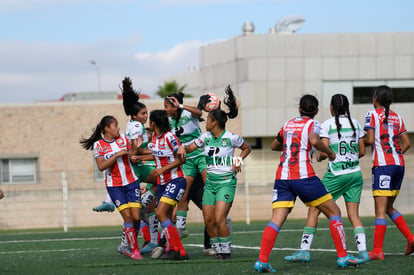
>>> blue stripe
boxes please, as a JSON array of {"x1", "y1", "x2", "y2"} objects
[
  {"x1": 160, "y1": 219, "x2": 172, "y2": 229},
  {"x1": 124, "y1": 222, "x2": 134, "y2": 229},
  {"x1": 140, "y1": 221, "x2": 148, "y2": 229},
  {"x1": 329, "y1": 215, "x2": 342, "y2": 222},
  {"x1": 375, "y1": 218, "x2": 387, "y2": 226},
  {"x1": 267, "y1": 221, "x2": 280, "y2": 233},
  {"x1": 389, "y1": 211, "x2": 401, "y2": 221}
]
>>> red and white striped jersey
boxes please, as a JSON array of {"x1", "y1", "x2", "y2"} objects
[
  {"x1": 276, "y1": 116, "x2": 321, "y2": 180},
  {"x1": 148, "y1": 131, "x2": 184, "y2": 185},
  {"x1": 364, "y1": 107, "x2": 406, "y2": 167},
  {"x1": 93, "y1": 134, "x2": 138, "y2": 187}
]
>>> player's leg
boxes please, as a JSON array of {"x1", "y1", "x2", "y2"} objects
[
  {"x1": 284, "y1": 206, "x2": 319, "y2": 263},
  {"x1": 92, "y1": 192, "x2": 115, "y2": 212}
]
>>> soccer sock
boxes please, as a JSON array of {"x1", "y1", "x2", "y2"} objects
[
  {"x1": 161, "y1": 220, "x2": 187, "y2": 256},
  {"x1": 141, "y1": 190, "x2": 155, "y2": 208},
  {"x1": 373, "y1": 218, "x2": 387, "y2": 253},
  {"x1": 124, "y1": 222, "x2": 139, "y2": 252},
  {"x1": 104, "y1": 193, "x2": 114, "y2": 205},
  {"x1": 354, "y1": 226, "x2": 367, "y2": 252},
  {"x1": 258, "y1": 221, "x2": 280, "y2": 263},
  {"x1": 389, "y1": 211, "x2": 414, "y2": 241},
  {"x1": 148, "y1": 212, "x2": 159, "y2": 245},
  {"x1": 176, "y1": 210, "x2": 187, "y2": 229},
  {"x1": 328, "y1": 216, "x2": 347, "y2": 258},
  {"x1": 204, "y1": 227, "x2": 211, "y2": 249},
  {"x1": 140, "y1": 221, "x2": 151, "y2": 243},
  {"x1": 211, "y1": 237, "x2": 220, "y2": 253},
  {"x1": 219, "y1": 236, "x2": 232, "y2": 254},
  {"x1": 300, "y1": 226, "x2": 316, "y2": 251}
]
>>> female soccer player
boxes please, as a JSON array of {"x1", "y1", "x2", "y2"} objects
[
  {"x1": 133, "y1": 109, "x2": 188, "y2": 260},
  {"x1": 364, "y1": 85, "x2": 414, "y2": 260},
  {"x1": 120, "y1": 77, "x2": 159, "y2": 254},
  {"x1": 179, "y1": 86, "x2": 251, "y2": 260},
  {"x1": 284, "y1": 94, "x2": 369, "y2": 264},
  {"x1": 80, "y1": 115, "x2": 143, "y2": 260},
  {"x1": 254, "y1": 94, "x2": 365, "y2": 273},
  {"x1": 164, "y1": 92, "x2": 207, "y2": 237}
]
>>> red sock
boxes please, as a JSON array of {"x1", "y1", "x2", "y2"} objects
[
  {"x1": 373, "y1": 224, "x2": 387, "y2": 253},
  {"x1": 166, "y1": 224, "x2": 187, "y2": 256},
  {"x1": 329, "y1": 219, "x2": 347, "y2": 258},
  {"x1": 259, "y1": 224, "x2": 279, "y2": 263},
  {"x1": 125, "y1": 226, "x2": 139, "y2": 252},
  {"x1": 393, "y1": 216, "x2": 414, "y2": 241},
  {"x1": 141, "y1": 225, "x2": 151, "y2": 243}
]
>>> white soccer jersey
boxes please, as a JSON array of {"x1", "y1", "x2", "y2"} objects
[
  {"x1": 125, "y1": 120, "x2": 149, "y2": 148},
  {"x1": 320, "y1": 116, "x2": 364, "y2": 176},
  {"x1": 195, "y1": 130, "x2": 244, "y2": 181}
]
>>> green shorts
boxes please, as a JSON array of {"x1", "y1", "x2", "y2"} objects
[
  {"x1": 133, "y1": 163, "x2": 156, "y2": 182},
  {"x1": 202, "y1": 176, "x2": 236, "y2": 205},
  {"x1": 321, "y1": 170, "x2": 363, "y2": 203},
  {"x1": 183, "y1": 156, "x2": 207, "y2": 178}
]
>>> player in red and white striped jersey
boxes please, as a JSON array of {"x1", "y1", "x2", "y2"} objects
[
  {"x1": 80, "y1": 115, "x2": 143, "y2": 260},
  {"x1": 364, "y1": 85, "x2": 414, "y2": 260},
  {"x1": 255, "y1": 95, "x2": 364, "y2": 273},
  {"x1": 132, "y1": 110, "x2": 188, "y2": 260}
]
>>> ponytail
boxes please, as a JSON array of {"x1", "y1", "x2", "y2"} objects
[
  {"x1": 330, "y1": 94, "x2": 356, "y2": 139},
  {"x1": 80, "y1": 116, "x2": 116, "y2": 150},
  {"x1": 121, "y1": 77, "x2": 146, "y2": 118},
  {"x1": 210, "y1": 85, "x2": 239, "y2": 129},
  {"x1": 374, "y1": 85, "x2": 393, "y2": 125}
]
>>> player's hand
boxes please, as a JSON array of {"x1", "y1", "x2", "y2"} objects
[
  {"x1": 197, "y1": 94, "x2": 211, "y2": 110},
  {"x1": 327, "y1": 151, "x2": 336, "y2": 161},
  {"x1": 130, "y1": 155, "x2": 140, "y2": 163},
  {"x1": 167, "y1": 97, "x2": 180, "y2": 108},
  {"x1": 135, "y1": 135, "x2": 144, "y2": 148},
  {"x1": 116, "y1": 149, "x2": 128, "y2": 157},
  {"x1": 232, "y1": 156, "x2": 244, "y2": 173}
]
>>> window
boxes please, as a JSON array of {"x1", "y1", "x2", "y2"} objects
[
  {"x1": 245, "y1": 137, "x2": 263, "y2": 149},
  {"x1": 0, "y1": 158, "x2": 37, "y2": 184},
  {"x1": 353, "y1": 87, "x2": 414, "y2": 104},
  {"x1": 94, "y1": 159, "x2": 105, "y2": 181}
]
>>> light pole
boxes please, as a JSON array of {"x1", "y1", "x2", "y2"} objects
[{"x1": 89, "y1": 60, "x2": 101, "y2": 92}]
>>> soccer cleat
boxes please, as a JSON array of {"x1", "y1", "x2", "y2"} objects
[
  {"x1": 126, "y1": 250, "x2": 143, "y2": 260},
  {"x1": 117, "y1": 242, "x2": 131, "y2": 255},
  {"x1": 368, "y1": 250, "x2": 385, "y2": 260},
  {"x1": 177, "y1": 228, "x2": 190, "y2": 239},
  {"x1": 216, "y1": 253, "x2": 232, "y2": 260},
  {"x1": 141, "y1": 242, "x2": 158, "y2": 254},
  {"x1": 405, "y1": 239, "x2": 414, "y2": 256},
  {"x1": 337, "y1": 255, "x2": 365, "y2": 268},
  {"x1": 160, "y1": 250, "x2": 181, "y2": 260},
  {"x1": 92, "y1": 202, "x2": 115, "y2": 212},
  {"x1": 254, "y1": 260, "x2": 276, "y2": 273},
  {"x1": 357, "y1": 250, "x2": 370, "y2": 263},
  {"x1": 203, "y1": 248, "x2": 216, "y2": 256},
  {"x1": 151, "y1": 246, "x2": 165, "y2": 259},
  {"x1": 284, "y1": 250, "x2": 311, "y2": 263}
]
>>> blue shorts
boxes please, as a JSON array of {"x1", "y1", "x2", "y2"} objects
[
  {"x1": 272, "y1": 176, "x2": 332, "y2": 209},
  {"x1": 107, "y1": 180, "x2": 142, "y2": 211},
  {"x1": 157, "y1": 177, "x2": 186, "y2": 207},
  {"x1": 372, "y1": 165, "x2": 404, "y2": 197}
]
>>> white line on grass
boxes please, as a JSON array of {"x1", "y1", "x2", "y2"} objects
[{"x1": 0, "y1": 248, "x2": 100, "y2": 255}]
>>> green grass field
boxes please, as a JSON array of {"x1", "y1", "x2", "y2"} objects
[{"x1": 1, "y1": 216, "x2": 413, "y2": 274}]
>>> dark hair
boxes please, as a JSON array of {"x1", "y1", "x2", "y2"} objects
[
  {"x1": 299, "y1": 94, "x2": 318, "y2": 118},
  {"x1": 80, "y1": 116, "x2": 117, "y2": 150},
  {"x1": 374, "y1": 85, "x2": 393, "y2": 124},
  {"x1": 165, "y1": 92, "x2": 185, "y2": 128},
  {"x1": 330, "y1": 94, "x2": 356, "y2": 139},
  {"x1": 150, "y1": 110, "x2": 171, "y2": 135},
  {"x1": 209, "y1": 85, "x2": 238, "y2": 129},
  {"x1": 121, "y1": 77, "x2": 146, "y2": 118}
]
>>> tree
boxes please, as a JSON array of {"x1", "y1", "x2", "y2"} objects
[{"x1": 155, "y1": 80, "x2": 192, "y2": 98}]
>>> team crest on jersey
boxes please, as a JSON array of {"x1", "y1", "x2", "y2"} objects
[
  {"x1": 100, "y1": 143, "x2": 112, "y2": 153},
  {"x1": 181, "y1": 118, "x2": 186, "y2": 124},
  {"x1": 116, "y1": 137, "x2": 126, "y2": 148},
  {"x1": 221, "y1": 139, "x2": 228, "y2": 147}
]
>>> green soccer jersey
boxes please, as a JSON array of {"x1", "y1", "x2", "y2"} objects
[
  {"x1": 320, "y1": 115, "x2": 364, "y2": 176},
  {"x1": 169, "y1": 109, "x2": 203, "y2": 159}
]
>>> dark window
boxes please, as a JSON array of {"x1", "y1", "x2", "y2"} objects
[{"x1": 353, "y1": 87, "x2": 414, "y2": 104}]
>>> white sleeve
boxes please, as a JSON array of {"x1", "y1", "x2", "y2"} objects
[
  {"x1": 194, "y1": 133, "x2": 206, "y2": 148},
  {"x1": 320, "y1": 120, "x2": 329, "y2": 139},
  {"x1": 126, "y1": 122, "x2": 143, "y2": 140},
  {"x1": 231, "y1": 133, "x2": 245, "y2": 148}
]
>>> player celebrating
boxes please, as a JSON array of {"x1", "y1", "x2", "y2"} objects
[
  {"x1": 80, "y1": 115, "x2": 143, "y2": 260},
  {"x1": 254, "y1": 94, "x2": 365, "y2": 273},
  {"x1": 179, "y1": 86, "x2": 251, "y2": 260},
  {"x1": 364, "y1": 85, "x2": 414, "y2": 260},
  {"x1": 284, "y1": 94, "x2": 369, "y2": 263}
]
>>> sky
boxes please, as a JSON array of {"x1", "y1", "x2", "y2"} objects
[{"x1": 1, "y1": 0, "x2": 414, "y2": 103}]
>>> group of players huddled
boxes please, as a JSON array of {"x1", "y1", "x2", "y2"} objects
[{"x1": 81, "y1": 80, "x2": 414, "y2": 272}]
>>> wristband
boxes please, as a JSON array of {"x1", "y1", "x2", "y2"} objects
[{"x1": 179, "y1": 104, "x2": 184, "y2": 109}]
